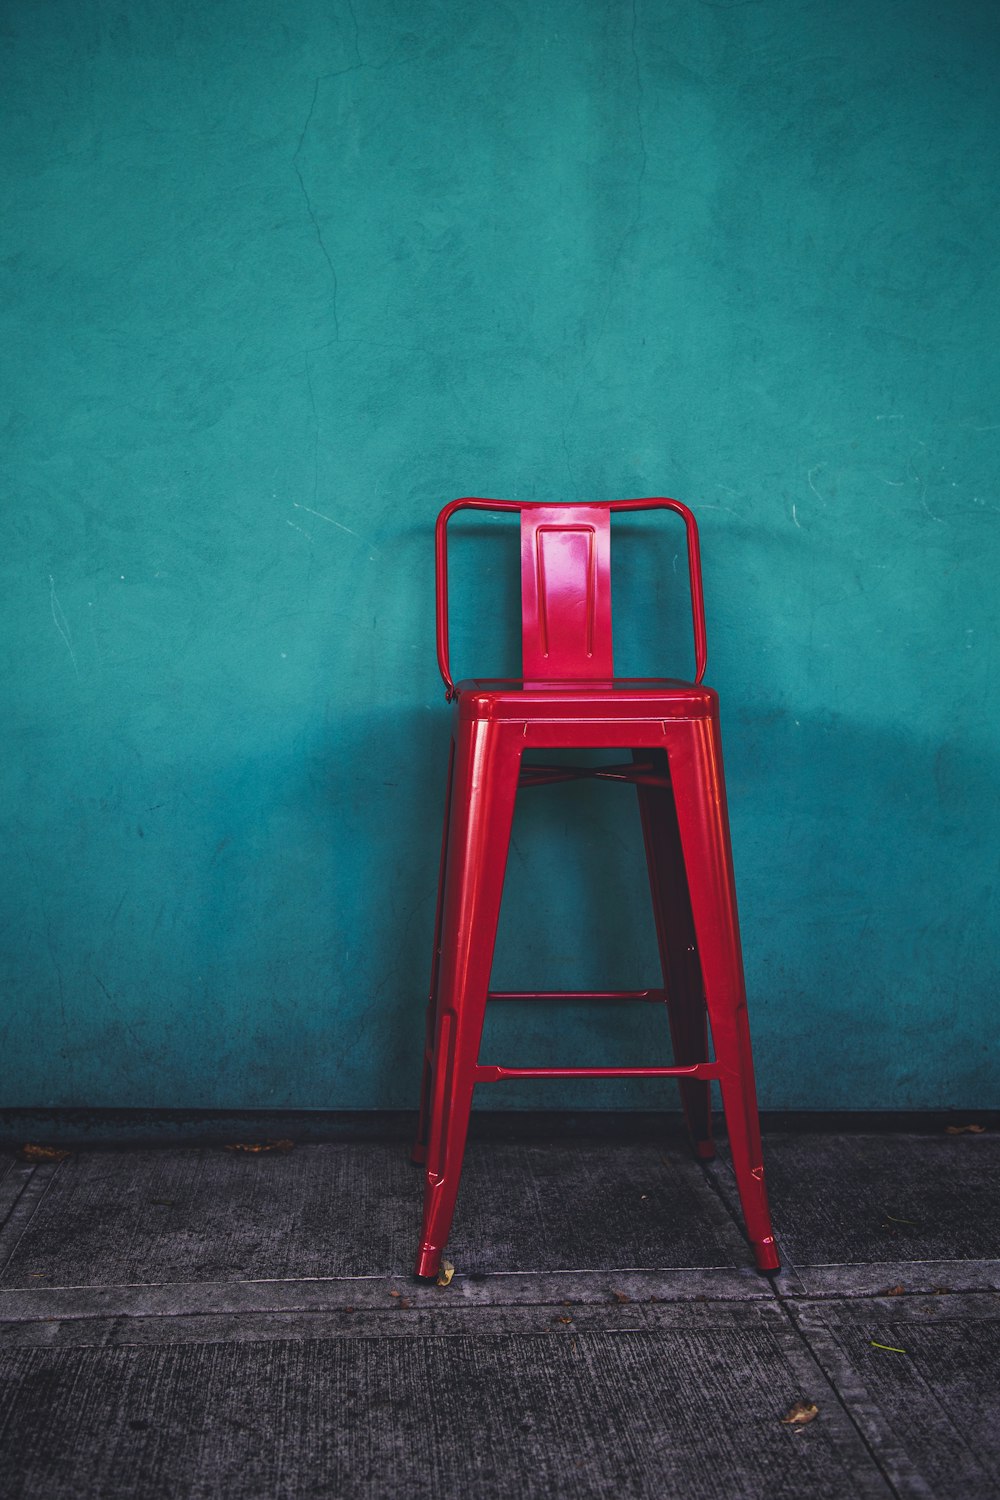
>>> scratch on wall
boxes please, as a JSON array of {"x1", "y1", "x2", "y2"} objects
[
  {"x1": 49, "y1": 576, "x2": 79, "y2": 678},
  {"x1": 293, "y1": 501, "x2": 361, "y2": 539},
  {"x1": 806, "y1": 465, "x2": 825, "y2": 504}
]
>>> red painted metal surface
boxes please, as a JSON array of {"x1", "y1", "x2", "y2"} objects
[
  {"x1": 414, "y1": 498, "x2": 778, "y2": 1277},
  {"x1": 520, "y1": 505, "x2": 614, "y2": 681},
  {"x1": 435, "y1": 496, "x2": 708, "y2": 696}
]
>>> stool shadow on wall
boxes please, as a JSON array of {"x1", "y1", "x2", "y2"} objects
[
  {"x1": 725, "y1": 702, "x2": 999, "y2": 1110},
  {"x1": 323, "y1": 509, "x2": 996, "y2": 1115}
]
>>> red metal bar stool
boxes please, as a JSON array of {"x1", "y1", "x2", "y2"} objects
[{"x1": 412, "y1": 497, "x2": 779, "y2": 1276}]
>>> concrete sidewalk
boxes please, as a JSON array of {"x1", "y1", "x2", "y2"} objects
[{"x1": 1, "y1": 1119, "x2": 998, "y2": 1497}]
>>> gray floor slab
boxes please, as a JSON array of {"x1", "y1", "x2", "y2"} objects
[
  {"x1": 0, "y1": 1300, "x2": 893, "y2": 1500},
  {"x1": 448, "y1": 1135, "x2": 749, "y2": 1272},
  {"x1": 3, "y1": 1130, "x2": 1000, "y2": 1499},
  {"x1": 0, "y1": 1137, "x2": 753, "y2": 1290},
  {"x1": 712, "y1": 1131, "x2": 1000, "y2": 1290},
  {"x1": 791, "y1": 1293, "x2": 1000, "y2": 1500},
  {"x1": 0, "y1": 1144, "x2": 418, "y2": 1287}
]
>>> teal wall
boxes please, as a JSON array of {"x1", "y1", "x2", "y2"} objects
[{"x1": 2, "y1": 0, "x2": 998, "y2": 1111}]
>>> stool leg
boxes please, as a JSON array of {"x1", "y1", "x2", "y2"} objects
[
  {"x1": 667, "y1": 717, "x2": 780, "y2": 1273},
  {"x1": 415, "y1": 719, "x2": 521, "y2": 1279},
  {"x1": 633, "y1": 749, "x2": 713, "y2": 1159},
  {"x1": 412, "y1": 738, "x2": 456, "y2": 1166}
]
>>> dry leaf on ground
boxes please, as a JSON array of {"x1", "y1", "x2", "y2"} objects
[
  {"x1": 879, "y1": 1285, "x2": 906, "y2": 1297},
  {"x1": 946, "y1": 1124, "x2": 985, "y2": 1135},
  {"x1": 223, "y1": 1139, "x2": 294, "y2": 1154},
  {"x1": 436, "y1": 1259, "x2": 455, "y2": 1287},
  {"x1": 781, "y1": 1402, "x2": 819, "y2": 1426},
  {"x1": 21, "y1": 1144, "x2": 70, "y2": 1161}
]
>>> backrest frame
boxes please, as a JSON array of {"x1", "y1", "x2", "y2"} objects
[{"x1": 434, "y1": 497, "x2": 708, "y2": 698}]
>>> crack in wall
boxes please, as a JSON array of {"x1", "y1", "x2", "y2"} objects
[
  {"x1": 290, "y1": 17, "x2": 424, "y2": 353},
  {"x1": 304, "y1": 355, "x2": 320, "y2": 503},
  {"x1": 293, "y1": 78, "x2": 341, "y2": 342}
]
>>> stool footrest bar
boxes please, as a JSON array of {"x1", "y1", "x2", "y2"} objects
[
  {"x1": 519, "y1": 763, "x2": 671, "y2": 789},
  {"x1": 487, "y1": 988, "x2": 667, "y2": 1003},
  {"x1": 474, "y1": 1062, "x2": 721, "y2": 1082}
]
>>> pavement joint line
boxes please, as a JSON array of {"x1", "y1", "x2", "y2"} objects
[
  {"x1": 0, "y1": 1162, "x2": 37, "y2": 1236},
  {"x1": 0, "y1": 1265, "x2": 779, "y2": 1322},
  {"x1": 776, "y1": 1261, "x2": 1000, "y2": 1298},
  {"x1": 764, "y1": 1272, "x2": 932, "y2": 1500},
  {"x1": 762, "y1": 1262, "x2": 1000, "y2": 1496},
  {"x1": 784, "y1": 1289, "x2": 1000, "y2": 1307},
  {"x1": 790, "y1": 1257, "x2": 1000, "y2": 1269},
  {"x1": 0, "y1": 1293, "x2": 801, "y2": 1350},
  {"x1": 0, "y1": 1265, "x2": 768, "y2": 1290},
  {"x1": 765, "y1": 1299, "x2": 900, "y2": 1500},
  {"x1": 787, "y1": 1308, "x2": 940, "y2": 1500},
  {"x1": 0, "y1": 1161, "x2": 62, "y2": 1278},
  {"x1": 0, "y1": 1309, "x2": 796, "y2": 1353},
  {"x1": 789, "y1": 1291, "x2": 1000, "y2": 1323},
  {"x1": 767, "y1": 1239, "x2": 885, "y2": 1478},
  {"x1": 5, "y1": 1289, "x2": 998, "y2": 1360}
]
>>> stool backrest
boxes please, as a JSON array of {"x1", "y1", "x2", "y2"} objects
[
  {"x1": 519, "y1": 505, "x2": 614, "y2": 681},
  {"x1": 435, "y1": 498, "x2": 707, "y2": 697}
]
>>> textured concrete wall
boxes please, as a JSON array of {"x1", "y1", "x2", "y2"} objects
[{"x1": 2, "y1": 0, "x2": 998, "y2": 1110}]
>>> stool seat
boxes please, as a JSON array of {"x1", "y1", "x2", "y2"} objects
[
  {"x1": 412, "y1": 497, "x2": 779, "y2": 1279},
  {"x1": 453, "y1": 677, "x2": 716, "y2": 718}
]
